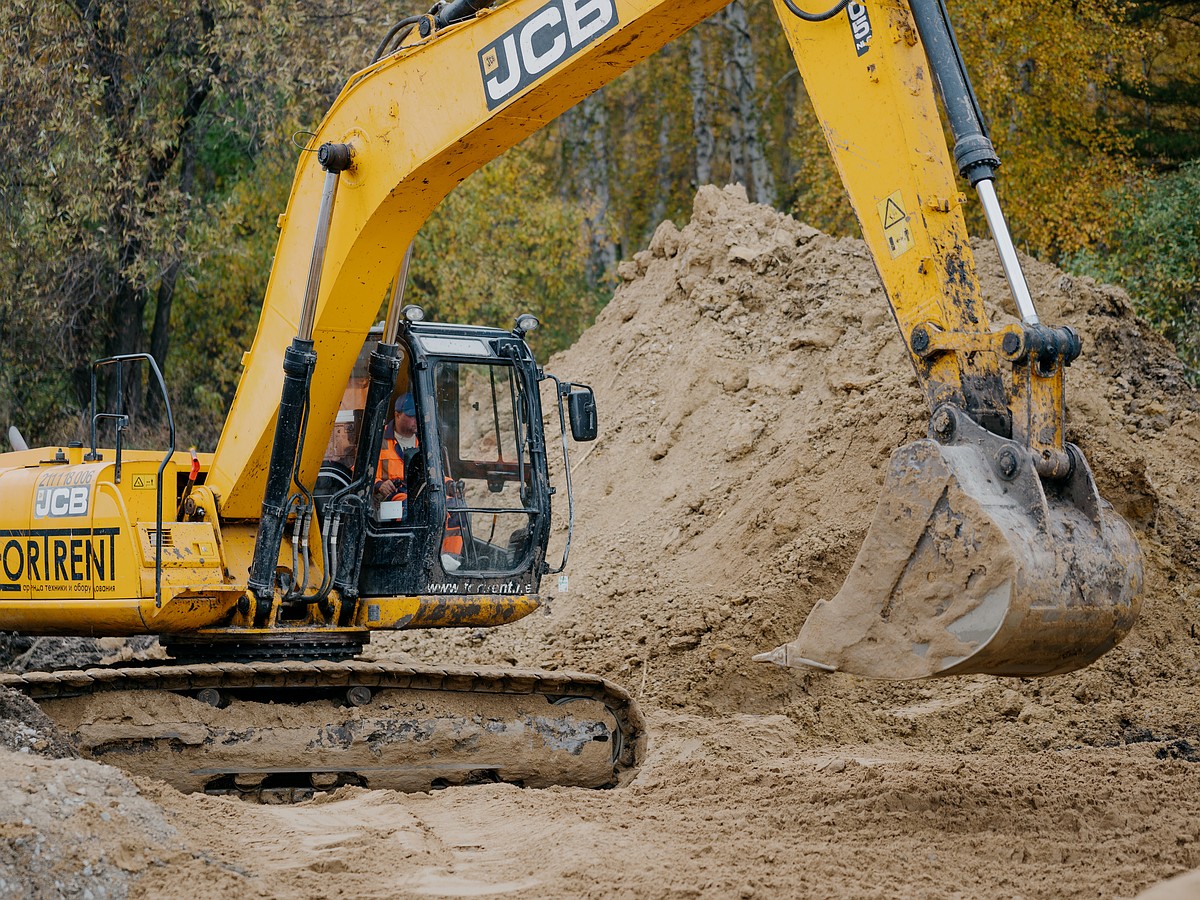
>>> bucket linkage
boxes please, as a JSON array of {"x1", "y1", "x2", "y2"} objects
[{"x1": 758, "y1": 406, "x2": 1143, "y2": 680}]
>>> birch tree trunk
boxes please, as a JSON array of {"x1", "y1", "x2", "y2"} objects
[
  {"x1": 722, "y1": 2, "x2": 776, "y2": 204},
  {"x1": 561, "y1": 91, "x2": 618, "y2": 285},
  {"x1": 689, "y1": 27, "x2": 715, "y2": 188}
]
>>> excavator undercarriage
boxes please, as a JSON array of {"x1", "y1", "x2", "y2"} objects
[{"x1": 0, "y1": 660, "x2": 643, "y2": 799}]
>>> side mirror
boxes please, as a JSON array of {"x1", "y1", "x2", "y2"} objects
[{"x1": 567, "y1": 387, "x2": 598, "y2": 442}]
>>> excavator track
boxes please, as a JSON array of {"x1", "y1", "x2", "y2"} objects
[{"x1": 0, "y1": 661, "x2": 645, "y2": 801}]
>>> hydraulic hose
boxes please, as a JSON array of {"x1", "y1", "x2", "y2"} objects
[
  {"x1": 372, "y1": 16, "x2": 422, "y2": 62},
  {"x1": 780, "y1": 0, "x2": 852, "y2": 23}
]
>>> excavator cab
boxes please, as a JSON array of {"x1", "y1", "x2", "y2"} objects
[{"x1": 317, "y1": 318, "x2": 591, "y2": 603}]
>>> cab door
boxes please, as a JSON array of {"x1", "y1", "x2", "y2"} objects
[{"x1": 430, "y1": 357, "x2": 547, "y2": 583}]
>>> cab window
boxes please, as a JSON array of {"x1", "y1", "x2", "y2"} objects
[{"x1": 434, "y1": 361, "x2": 534, "y2": 573}]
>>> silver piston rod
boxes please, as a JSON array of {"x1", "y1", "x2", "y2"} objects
[
  {"x1": 382, "y1": 244, "x2": 415, "y2": 344},
  {"x1": 908, "y1": 0, "x2": 1039, "y2": 325},
  {"x1": 976, "y1": 178, "x2": 1038, "y2": 325},
  {"x1": 298, "y1": 142, "x2": 354, "y2": 341}
]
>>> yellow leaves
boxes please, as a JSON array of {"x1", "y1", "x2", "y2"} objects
[
  {"x1": 780, "y1": 0, "x2": 1151, "y2": 261},
  {"x1": 407, "y1": 147, "x2": 601, "y2": 355}
]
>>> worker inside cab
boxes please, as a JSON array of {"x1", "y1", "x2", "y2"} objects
[
  {"x1": 373, "y1": 390, "x2": 464, "y2": 571},
  {"x1": 374, "y1": 392, "x2": 419, "y2": 520}
]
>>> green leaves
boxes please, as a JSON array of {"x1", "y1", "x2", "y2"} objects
[
  {"x1": 1069, "y1": 162, "x2": 1200, "y2": 381},
  {"x1": 407, "y1": 149, "x2": 605, "y2": 358},
  {"x1": 0, "y1": 0, "x2": 392, "y2": 447}
]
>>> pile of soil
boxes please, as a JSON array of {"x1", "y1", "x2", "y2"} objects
[
  {"x1": 387, "y1": 184, "x2": 1200, "y2": 759},
  {"x1": 0, "y1": 687, "x2": 76, "y2": 759},
  {"x1": 3, "y1": 185, "x2": 1199, "y2": 898}
]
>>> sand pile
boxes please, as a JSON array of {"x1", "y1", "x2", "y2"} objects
[
  {"x1": 4, "y1": 184, "x2": 1200, "y2": 898},
  {"x1": 387, "y1": 184, "x2": 1200, "y2": 756}
]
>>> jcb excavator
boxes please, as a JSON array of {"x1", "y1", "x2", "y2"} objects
[{"x1": 0, "y1": 0, "x2": 1142, "y2": 797}]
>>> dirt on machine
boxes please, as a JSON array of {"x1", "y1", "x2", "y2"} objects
[
  {"x1": 1, "y1": 661, "x2": 643, "y2": 799},
  {"x1": 0, "y1": 0, "x2": 1145, "y2": 797}
]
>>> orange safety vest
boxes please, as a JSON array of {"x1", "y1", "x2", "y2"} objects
[
  {"x1": 375, "y1": 431, "x2": 464, "y2": 556},
  {"x1": 375, "y1": 429, "x2": 409, "y2": 500}
]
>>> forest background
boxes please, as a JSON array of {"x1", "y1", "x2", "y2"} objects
[{"x1": 1, "y1": 0, "x2": 1197, "y2": 449}]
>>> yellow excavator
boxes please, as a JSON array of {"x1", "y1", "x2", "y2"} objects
[{"x1": 0, "y1": 0, "x2": 1142, "y2": 797}]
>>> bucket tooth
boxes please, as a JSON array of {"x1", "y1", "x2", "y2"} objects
[{"x1": 758, "y1": 412, "x2": 1143, "y2": 680}]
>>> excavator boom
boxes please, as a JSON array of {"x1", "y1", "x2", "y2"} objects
[{"x1": 0, "y1": 0, "x2": 1144, "y2": 795}]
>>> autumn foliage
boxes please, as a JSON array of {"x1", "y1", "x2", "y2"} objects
[{"x1": 0, "y1": 0, "x2": 1196, "y2": 449}]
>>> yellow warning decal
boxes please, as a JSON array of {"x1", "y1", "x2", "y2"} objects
[
  {"x1": 131, "y1": 474, "x2": 156, "y2": 491},
  {"x1": 878, "y1": 191, "x2": 913, "y2": 259}
]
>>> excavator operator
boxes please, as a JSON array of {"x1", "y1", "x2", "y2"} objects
[
  {"x1": 374, "y1": 391, "x2": 465, "y2": 569},
  {"x1": 374, "y1": 392, "x2": 419, "y2": 513}
]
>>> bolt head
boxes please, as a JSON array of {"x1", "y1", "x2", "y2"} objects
[
  {"x1": 996, "y1": 448, "x2": 1020, "y2": 480},
  {"x1": 932, "y1": 409, "x2": 954, "y2": 439}
]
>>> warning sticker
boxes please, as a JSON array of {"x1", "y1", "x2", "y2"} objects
[
  {"x1": 132, "y1": 474, "x2": 156, "y2": 491},
  {"x1": 878, "y1": 191, "x2": 913, "y2": 259}
]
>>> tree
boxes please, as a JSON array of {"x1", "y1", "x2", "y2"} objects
[
  {"x1": 4, "y1": 0, "x2": 1196, "y2": 449},
  {"x1": 1069, "y1": 162, "x2": 1200, "y2": 380},
  {"x1": 1111, "y1": 1, "x2": 1200, "y2": 167},
  {"x1": 560, "y1": 93, "x2": 618, "y2": 286},
  {"x1": 721, "y1": 1, "x2": 775, "y2": 205},
  {"x1": 690, "y1": 29, "x2": 716, "y2": 188},
  {"x1": 408, "y1": 149, "x2": 604, "y2": 360},
  {"x1": 0, "y1": 0, "x2": 387, "y2": 444}
]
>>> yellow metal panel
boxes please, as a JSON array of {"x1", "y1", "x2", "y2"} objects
[
  {"x1": 0, "y1": 592, "x2": 237, "y2": 637},
  {"x1": 208, "y1": 0, "x2": 731, "y2": 516},
  {"x1": 356, "y1": 595, "x2": 422, "y2": 629},
  {"x1": 92, "y1": 481, "x2": 153, "y2": 602},
  {"x1": 355, "y1": 593, "x2": 541, "y2": 629},
  {"x1": 772, "y1": 0, "x2": 1005, "y2": 415},
  {"x1": 135, "y1": 522, "x2": 221, "y2": 569},
  {"x1": 0, "y1": 598, "x2": 153, "y2": 635},
  {"x1": 0, "y1": 446, "x2": 234, "y2": 633},
  {"x1": 138, "y1": 590, "x2": 241, "y2": 631},
  {"x1": 0, "y1": 464, "x2": 40, "y2": 602}
]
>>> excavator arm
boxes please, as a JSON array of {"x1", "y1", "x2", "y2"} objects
[
  {"x1": 208, "y1": 0, "x2": 1140, "y2": 679},
  {"x1": 765, "y1": 0, "x2": 1142, "y2": 677},
  {"x1": 0, "y1": 0, "x2": 1145, "y2": 797}
]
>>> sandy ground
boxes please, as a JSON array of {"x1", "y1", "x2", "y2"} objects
[{"x1": 3, "y1": 185, "x2": 1200, "y2": 899}]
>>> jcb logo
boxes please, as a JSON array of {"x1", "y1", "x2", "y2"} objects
[
  {"x1": 480, "y1": 0, "x2": 618, "y2": 109},
  {"x1": 848, "y1": 2, "x2": 872, "y2": 57},
  {"x1": 34, "y1": 486, "x2": 89, "y2": 519}
]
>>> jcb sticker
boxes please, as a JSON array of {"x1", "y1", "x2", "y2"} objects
[
  {"x1": 480, "y1": 0, "x2": 618, "y2": 110},
  {"x1": 847, "y1": 2, "x2": 872, "y2": 57},
  {"x1": 34, "y1": 486, "x2": 89, "y2": 518},
  {"x1": 878, "y1": 191, "x2": 913, "y2": 258}
]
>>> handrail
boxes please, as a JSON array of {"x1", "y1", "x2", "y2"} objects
[
  {"x1": 542, "y1": 375, "x2": 575, "y2": 576},
  {"x1": 87, "y1": 354, "x2": 176, "y2": 609}
]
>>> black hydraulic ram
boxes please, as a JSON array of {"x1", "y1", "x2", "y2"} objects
[
  {"x1": 326, "y1": 343, "x2": 402, "y2": 601},
  {"x1": 908, "y1": 0, "x2": 1040, "y2": 325},
  {"x1": 419, "y1": 0, "x2": 494, "y2": 35},
  {"x1": 246, "y1": 142, "x2": 354, "y2": 606}
]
